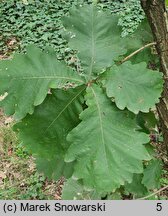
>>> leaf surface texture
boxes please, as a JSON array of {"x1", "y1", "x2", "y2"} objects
[
  {"x1": 63, "y1": 5, "x2": 126, "y2": 79},
  {"x1": 105, "y1": 62, "x2": 163, "y2": 113},
  {"x1": 142, "y1": 159, "x2": 162, "y2": 190},
  {"x1": 0, "y1": 46, "x2": 84, "y2": 119},
  {"x1": 14, "y1": 86, "x2": 85, "y2": 180},
  {"x1": 65, "y1": 84, "x2": 151, "y2": 192}
]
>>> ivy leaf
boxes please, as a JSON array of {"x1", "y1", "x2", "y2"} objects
[
  {"x1": 62, "y1": 5, "x2": 127, "y2": 80},
  {"x1": 65, "y1": 84, "x2": 151, "y2": 192},
  {"x1": 14, "y1": 86, "x2": 85, "y2": 180},
  {"x1": 142, "y1": 159, "x2": 162, "y2": 190},
  {"x1": 104, "y1": 61, "x2": 163, "y2": 114},
  {"x1": 62, "y1": 178, "x2": 103, "y2": 200},
  {"x1": 0, "y1": 46, "x2": 84, "y2": 120}
]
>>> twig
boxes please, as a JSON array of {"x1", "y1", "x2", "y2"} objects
[
  {"x1": 120, "y1": 42, "x2": 157, "y2": 64},
  {"x1": 136, "y1": 185, "x2": 168, "y2": 200}
]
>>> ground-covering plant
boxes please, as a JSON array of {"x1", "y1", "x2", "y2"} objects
[
  {"x1": 0, "y1": 0, "x2": 84, "y2": 61},
  {"x1": 0, "y1": 0, "x2": 144, "y2": 59},
  {"x1": 0, "y1": 4, "x2": 164, "y2": 199},
  {"x1": 98, "y1": 0, "x2": 145, "y2": 37},
  {"x1": 117, "y1": 0, "x2": 145, "y2": 37}
]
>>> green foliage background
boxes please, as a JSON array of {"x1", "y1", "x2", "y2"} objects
[{"x1": 0, "y1": 0, "x2": 144, "y2": 60}]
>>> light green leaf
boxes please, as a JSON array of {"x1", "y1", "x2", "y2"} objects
[
  {"x1": 62, "y1": 5, "x2": 127, "y2": 80},
  {"x1": 104, "y1": 61, "x2": 163, "y2": 114},
  {"x1": 14, "y1": 86, "x2": 85, "y2": 180},
  {"x1": 166, "y1": 0, "x2": 168, "y2": 6},
  {"x1": 62, "y1": 178, "x2": 85, "y2": 200},
  {"x1": 0, "y1": 46, "x2": 84, "y2": 120},
  {"x1": 65, "y1": 84, "x2": 151, "y2": 192},
  {"x1": 62, "y1": 178, "x2": 103, "y2": 200},
  {"x1": 142, "y1": 159, "x2": 162, "y2": 190}
]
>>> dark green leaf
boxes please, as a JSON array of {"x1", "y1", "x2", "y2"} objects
[
  {"x1": 125, "y1": 174, "x2": 148, "y2": 197},
  {"x1": 0, "y1": 46, "x2": 84, "y2": 120},
  {"x1": 65, "y1": 84, "x2": 150, "y2": 192},
  {"x1": 62, "y1": 5, "x2": 127, "y2": 79},
  {"x1": 14, "y1": 86, "x2": 85, "y2": 180},
  {"x1": 142, "y1": 159, "x2": 162, "y2": 190},
  {"x1": 104, "y1": 61, "x2": 163, "y2": 114}
]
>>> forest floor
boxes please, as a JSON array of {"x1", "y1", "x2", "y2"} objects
[{"x1": 0, "y1": 109, "x2": 64, "y2": 199}]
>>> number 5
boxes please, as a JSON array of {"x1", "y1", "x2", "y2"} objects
[{"x1": 156, "y1": 203, "x2": 162, "y2": 211}]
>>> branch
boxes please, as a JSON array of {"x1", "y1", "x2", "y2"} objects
[
  {"x1": 136, "y1": 185, "x2": 168, "y2": 200},
  {"x1": 120, "y1": 42, "x2": 156, "y2": 64}
]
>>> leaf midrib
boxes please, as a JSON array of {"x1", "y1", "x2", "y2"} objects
[
  {"x1": 44, "y1": 86, "x2": 85, "y2": 134},
  {"x1": 88, "y1": 6, "x2": 95, "y2": 80},
  {"x1": 90, "y1": 86, "x2": 110, "y2": 171},
  {"x1": 4, "y1": 76, "x2": 84, "y2": 83}
]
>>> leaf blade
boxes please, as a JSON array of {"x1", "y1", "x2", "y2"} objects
[
  {"x1": 104, "y1": 61, "x2": 163, "y2": 114},
  {"x1": 0, "y1": 46, "x2": 84, "y2": 119},
  {"x1": 14, "y1": 86, "x2": 85, "y2": 180},
  {"x1": 65, "y1": 84, "x2": 151, "y2": 192},
  {"x1": 142, "y1": 159, "x2": 162, "y2": 190},
  {"x1": 62, "y1": 178, "x2": 103, "y2": 200},
  {"x1": 62, "y1": 5, "x2": 127, "y2": 79}
]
